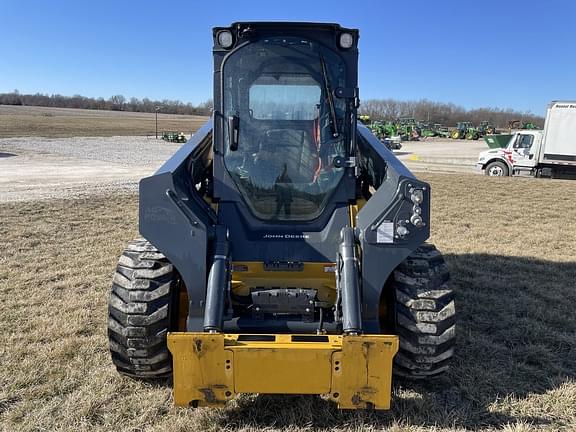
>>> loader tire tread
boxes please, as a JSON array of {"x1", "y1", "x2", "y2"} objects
[
  {"x1": 393, "y1": 243, "x2": 455, "y2": 379},
  {"x1": 108, "y1": 238, "x2": 174, "y2": 378}
]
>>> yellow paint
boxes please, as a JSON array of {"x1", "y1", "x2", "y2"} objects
[
  {"x1": 409, "y1": 154, "x2": 420, "y2": 161},
  {"x1": 201, "y1": 193, "x2": 219, "y2": 213},
  {"x1": 349, "y1": 201, "x2": 366, "y2": 261},
  {"x1": 349, "y1": 203, "x2": 358, "y2": 228},
  {"x1": 330, "y1": 335, "x2": 398, "y2": 409},
  {"x1": 231, "y1": 262, "x2": 336, "y2": 303},
  {"x1": 228, "y1": 201, "x2": 368, "y2": 303},
  {"x1": 167, "y1": 333, "x2": 233, "y2": 407},
  {"x1": 168, "y1": 332, "x2": 398, "y2": 409}
]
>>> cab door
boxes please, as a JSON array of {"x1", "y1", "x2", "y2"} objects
[{"x1": 511, "y1": 133, "x2": 539, "y2": 168}]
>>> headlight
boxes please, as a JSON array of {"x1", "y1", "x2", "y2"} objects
[
  {"x1": 410, "y1": 189, "x2": 424, "y2": 204},
  {"x1": 217, "y1": 30, "x2": 234, "y2": 49},
  {"x1": 339, "y1": 32, "x2": 354, "y2": 49}
]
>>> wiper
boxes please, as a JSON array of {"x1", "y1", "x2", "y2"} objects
[{"x1": 319, "y1": 54, "x2": 339, "y2": 138}]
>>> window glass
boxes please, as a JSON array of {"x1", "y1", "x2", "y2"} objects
[
  {"x1": 249, "y1": 76, "x2": 321, "y2": 120},
  {"x1": 513, "y1": 134, "x2": 534, "y2": 149},
  {"x1": 222, "y1": 37, "x2": 348, "y2": 222}
]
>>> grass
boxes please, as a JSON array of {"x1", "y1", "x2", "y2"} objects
[
  {"x1": 0, "y1": 173, "x2": 575, "y2": 431},
  {"x1": 0, "y1": 105, "x2": 209, "y2": 138}
]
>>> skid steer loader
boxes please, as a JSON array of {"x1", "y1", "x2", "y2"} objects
[{"x1": 108, "y1": 22, "x2": 455, "y2": 410}]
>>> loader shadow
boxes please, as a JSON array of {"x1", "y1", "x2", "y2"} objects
[{"x1": 211, "y1": 253, "x2": 576, "y2": 430}]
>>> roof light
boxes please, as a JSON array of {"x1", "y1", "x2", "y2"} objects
[
  {"x1": 217, "y1": 30, "x2": 234, "y2": 49},
  {"x1": 339, "y1": 32, "x2": 354, "y2": 49}
]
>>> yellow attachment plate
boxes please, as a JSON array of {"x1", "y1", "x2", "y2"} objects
[{"x1": 167, "y1": 333, "x2": 398, "y2": 409}]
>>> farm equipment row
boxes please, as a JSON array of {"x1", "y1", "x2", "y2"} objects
[{"x1": 360, "y1": 116, "x2": 499, "y2": 142}]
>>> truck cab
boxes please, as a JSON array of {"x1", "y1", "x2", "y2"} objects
[
  {"x1": 477, "y1": 101, "x2": 576, "y2": 179},
  {"x1": 477, "y1": 130, "x2": 544, "y2": 176}
]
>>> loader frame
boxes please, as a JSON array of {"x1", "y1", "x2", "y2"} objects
[{"x1": 137, "y1": 22, "x2": 432, "y2": 409}]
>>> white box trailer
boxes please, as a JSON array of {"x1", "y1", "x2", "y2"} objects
[
  {"x1": 540, "y1": 101, "x2": 576, "y2": 165},
  {"x1": 477, "y1": 101, "x2": 576, "y2": 179}
]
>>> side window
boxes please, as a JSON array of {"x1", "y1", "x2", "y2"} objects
[{"x1": 513, "y1": 134, "x2": 534, "y2": 150}]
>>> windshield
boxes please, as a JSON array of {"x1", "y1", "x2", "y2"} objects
[{"x1": 223, "y1": 37, "x2": 347, "y2": 221}]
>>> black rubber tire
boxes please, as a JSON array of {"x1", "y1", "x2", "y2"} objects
[
  {"x1": 108, "y1": 239, "x2": 176, "y2": 378},
  {"x1": 485, "y1": 161, "x2": 509, "y2": 176},
  {"x1": 392, "y1": 244, "x2": 455, "y2": 379}
]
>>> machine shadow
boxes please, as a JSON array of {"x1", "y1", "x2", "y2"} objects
[{"x1": 211, "y1": 253, "x2": 576, "y2": 430}]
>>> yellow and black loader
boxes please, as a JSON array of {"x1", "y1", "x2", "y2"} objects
[{"x1": 108, "y1": 22, "x2": 455, "y2": 410}]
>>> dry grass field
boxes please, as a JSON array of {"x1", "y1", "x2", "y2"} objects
[
  {"x1": 1, "y1": 173, "x2": 575, "y2": 432},
  {"x1": 0, "y1": 105, "x2": 208, "y2": 138}
]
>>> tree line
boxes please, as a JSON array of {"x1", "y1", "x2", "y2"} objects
[
  {"x1": 0, "y1": 90, "x2": 213, "y2": 116},
  {"x1": 359, "y1": 98, "x2": 544, "y2": 128},
  {"x1": 1, "y1": 90, "x2": 544, "y2": 128}
]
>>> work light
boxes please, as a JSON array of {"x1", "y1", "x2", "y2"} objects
[
  {"x1": 410, "y1": 189, "x2": 424, "y2": 204},
  {"x1": 339, "y1": 32, "x2": 354, "y2": 49},
  {"x1": 217, "y1": 30, "x2": 234, "y2": 48}
]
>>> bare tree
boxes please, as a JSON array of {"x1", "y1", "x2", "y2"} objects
[
  {"x1": 109, "y1": 95, "x2": 126, "y2": 111},
  {"x1": 0, "y1": 91, "x2": 544, "y2": 127},
  {"x1": 359, "y1": 98, "x2": 544, "y2": 128}
]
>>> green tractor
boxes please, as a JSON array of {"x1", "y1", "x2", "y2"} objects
[
  {"x1": 368, "y1": 121, "x2": 392, "y2": 140},
  {"x1": 522, "y1": 122, "x2": 538, "y2": 130},
  {"x1": 435, "y1": 124, "x2": 451, "y2": 138},
  {"x1": 450, "y1": 122, "x2": 479, "y2": 140},
  {"x1": 508, "y1": 120, "x2": 540, "y2": 131},
  {"x1": 398, "y1": 117, "x2": 420, "y2": 141},
  {"x1": 418, "y1": 121, "x2": 437, "y2": 138},
  {"x1": 359, "y1": 115, "x2": 371, "y2": 125},
  {"x1": 477, "y1": 121, "x2": 496, "y2": 136},
  {"x1": 367, "y1": 121, "x2": 402, "y2": 150},
  {"x1": 162, "y1": 131, "x2": 188, "y2": 143}
]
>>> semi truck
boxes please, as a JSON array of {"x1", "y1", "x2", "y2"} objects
[{"x1": 477, "y1": 101, "x2": 576, "y2": 179}]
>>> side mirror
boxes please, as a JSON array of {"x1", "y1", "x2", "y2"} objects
[{"x1": 228, "y1": 115, "x2": 239, "y2": 151}]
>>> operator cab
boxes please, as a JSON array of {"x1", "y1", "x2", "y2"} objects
[{"x1": 211, "y1": 23, "x2": 359, "y2": 223}]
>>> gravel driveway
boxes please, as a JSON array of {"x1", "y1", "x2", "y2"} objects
[
  {"x1": 0, "y1": 135, "x2": 484, "y2": 203},
  {"x1": 0, "y1": 136, "x2": 182, "y2": 202}
]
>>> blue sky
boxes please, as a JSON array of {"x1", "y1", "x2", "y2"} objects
[{"x1": 0, "y1": 0, "x2": 574, "y2": 115}]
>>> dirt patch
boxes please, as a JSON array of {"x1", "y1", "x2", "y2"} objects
[{"x1": 1, "y1": 173, "x2": 575, "y2": 431}]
